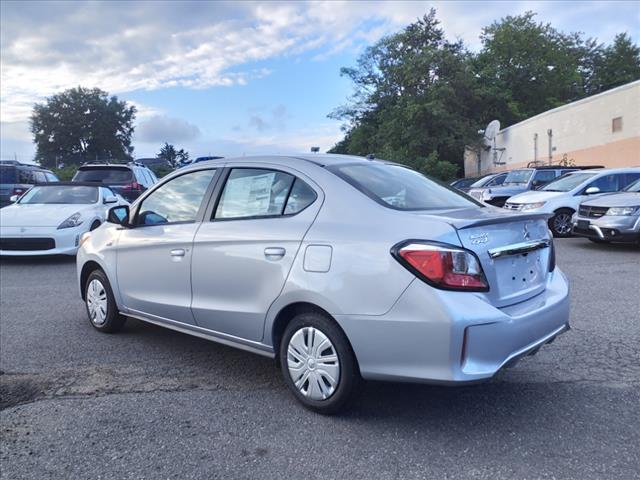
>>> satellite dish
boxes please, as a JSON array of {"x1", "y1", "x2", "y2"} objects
[{"x1": 484, "y1": 120, "x2": 501, "y2": 143}]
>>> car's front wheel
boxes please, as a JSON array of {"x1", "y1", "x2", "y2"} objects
[
  {"x1": 550, "y1": 209, "x2": 574, "y2": 237},
  {"x1": 84, "y1": 269, "x2": 126, "y2": 333},
  {"x1": 279, "y1": 312, "x2": 360, "y2": 414}
]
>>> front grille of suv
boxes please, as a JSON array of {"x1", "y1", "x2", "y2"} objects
[{"x1": 578, "y1": 205, "x2": 609, "y2": 218}]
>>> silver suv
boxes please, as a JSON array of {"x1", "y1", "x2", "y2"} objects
[{"x1": 77, "y1": 155, "x2": 570, "y2": 413}]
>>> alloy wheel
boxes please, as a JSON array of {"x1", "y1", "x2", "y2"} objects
[
  {"x1": 553, "y1": 213, "x2": 573, "y2": 236},
  {"x1": 86, "y1": 279, "x2": 108, "y2": 326},
  {"x1": 287, "y1": 327, "x2": 340, "y2": 401}
]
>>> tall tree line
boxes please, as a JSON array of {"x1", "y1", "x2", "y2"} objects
[{"x1": 329, "y1": 10, "x2": 640, "y2": 179}]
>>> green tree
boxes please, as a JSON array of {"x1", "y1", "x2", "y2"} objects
[
  {"x1": 30, "y1": 87, "x2": 136, "y2": 168},
  {"x1": 329, "y1": 10, "x2": 481, "y2": 175},
  {"x1": 590, "y1": 33, "x2": 640, "y2": 93},
  {"x1": 157, "y1": 142, "x2": 189, "y2": 168}
]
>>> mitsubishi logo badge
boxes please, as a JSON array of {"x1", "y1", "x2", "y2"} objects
[{"x1": 523, "y1": 223, "x2": 531, "y2": 240}]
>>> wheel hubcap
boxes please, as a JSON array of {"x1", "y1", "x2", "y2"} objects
[
  {"x1": 287, "y1": 327, "x2": 340, "y2": 401},
  {"x1": 86, "y1": 279, "x2": 108, "y2": 325},
  {"x1": 554, "y1": 214, "x2": 572, "y2": 235}
]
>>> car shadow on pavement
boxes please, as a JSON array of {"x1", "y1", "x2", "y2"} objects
[{"x1": 0, "y1": 255, "x2": 76, "y2": 266}]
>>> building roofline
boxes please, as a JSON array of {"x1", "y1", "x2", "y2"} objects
[{"x1": 498, "y1": 80, "x2": 640, "y2": 135}]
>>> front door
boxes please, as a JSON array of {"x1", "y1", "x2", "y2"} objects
[
  {"x1": 116, "y1": 168, "x2": 217, "y2": 324},
  {"x1": 190, "y1": 167, "x2": 321, "y2": 341}
]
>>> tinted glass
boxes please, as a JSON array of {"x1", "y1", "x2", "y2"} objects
[
  {"x1": 17, "y1": 168, "x2": 33, "y2": 183},
  {"x1": 284, "y1": 179, "x2": 317, "y2": 214},
  {"x1": 329, "y1": 163, "x2": 479, "y2": 210},
  {"x1": 624, "y1": 172, "x2": 640, "y2": 187},
  {"x1": 542, "y1": 172, "x2": 597, "y2": 192},
  {"x1": 34, "y1": 171, "x2": 46, "y2": 183},
  {"x1": 533, "y1": 170, "x2": 557, "y2": 184},
  {"x1": 19, "y1": 185, "x2": 98, "y2": 204},
  {"x1": 215, "y1": 169, "x2": 295, "y2": 219},
  {"x1": 588, "y1": 174, "x2": 620, "y2": 193},
  {"x1": 486, "y1": 173, "x2": 507, "y2": 186},
  {"x1": 624, "y1": 179, "x2": 640, "y2": 192},
  {"x1": 136, "y1": 169, "x2": 215, "y2": 225},
  {"x1": 504, "y1": 169, "x2": 533, "y2": 184},
  {"x1": 45, "y1": 172, "x2": 59, "y2": 182},
  {"x1": 0, "y1": 166, "x2": 16, "y2": 183},
  {"x1": 73, "y1": 167, "x2": 133, "y2": 183}
]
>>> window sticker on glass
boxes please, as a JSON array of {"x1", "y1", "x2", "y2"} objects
[{"x1": 218, "y1": 171, "x2": 276, "y2": 218}]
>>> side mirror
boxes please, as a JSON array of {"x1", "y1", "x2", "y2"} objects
[
  {"x1": 107, "y1": 205, "x2": 130, "y2": 226},
  {"x1": 104, "y1": 196, "x2": 118, "y2": 204},
  {"x1": 585, "y1": 186, "x2": 600, "y2": 195},
  {"x1": 9, "y1": 195, "x2": 19, "y2": 202}
]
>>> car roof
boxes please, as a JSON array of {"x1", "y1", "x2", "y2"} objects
[
  {"x1": 34, "y1": 182, "x2": 106, "y2": 187},
  {"x1": 182, "y1": 153, "x2": 384, "y2": 169}
]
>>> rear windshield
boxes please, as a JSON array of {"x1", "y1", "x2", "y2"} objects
[
  {"x1": 19, "y1": 185, "x2": 98, "y2": 204},
  {"x1": 73, "y1": 167, "x2": 133, "y2": 183},
  {"x1": 328, "y1": 163, "x2": 481, "y2": 211},
  {"x1": 541, "y1": 172, "x2": 597, "y2": 192},
  {"x1": 504, "y1": 169, "x2": 533, "y2": 184},
  {"x1": 0, "y1": 166, "x2": 16, "y2": 183}
]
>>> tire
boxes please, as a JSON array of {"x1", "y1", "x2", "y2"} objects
[
  {"x1": 279, "y1": 312, "x2": 361, "y2": 414},
  {"x1": 89, "y1": 220, "x2": 101, "y2": 231},
  {"x1": 84, "y1": 269, "x2": 126, "y2": 333},
  {"x1": 549, "y1": 209, "x2": 574, "y2": 237}
]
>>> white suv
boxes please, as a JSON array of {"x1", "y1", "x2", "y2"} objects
[{"x1": 504, "y1": 168, "x2": 640, "y2": 237}]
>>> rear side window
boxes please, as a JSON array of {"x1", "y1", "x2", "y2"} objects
[
  {"x1": 17, "y1": 168, "x2": 34, "y2": 183},
  {"x1": 284, "y1": 179, "x2": 317, "y2": 214},
  {"x1": 328, "y1": 163, "x2": 479, "y2": 211},
  {"x1": 73, "y1": 167, "x2": 133, "y2": 183},
  {"x1": 0, "y1": 166, "x2": 16, "y2": 183},
  {"x1": 34, "y1": 171, "x2": 46, "y2": 183},
  {"x1": 45, "y1": 172, "x2": 59, "y2": 182},
  {"x1": 215, "y1": 169, "x2": 295, "y2": 219}
]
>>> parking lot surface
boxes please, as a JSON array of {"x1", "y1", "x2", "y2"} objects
[{"x1": 1, "y1": 238, "x2": 639, "y2": 479}]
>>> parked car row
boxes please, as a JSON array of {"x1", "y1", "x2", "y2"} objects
[{"x1": 454, "y1": 166, "x2": 640, "y2": 242}]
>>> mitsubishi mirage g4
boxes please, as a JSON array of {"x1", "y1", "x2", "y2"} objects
[{"x1": 77, "y1": 155, "x2": 570, "y2": 413}]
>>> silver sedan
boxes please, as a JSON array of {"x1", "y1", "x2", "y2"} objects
[{"x1": 77, "y1": 154, "x2": 570, "y2": 413}]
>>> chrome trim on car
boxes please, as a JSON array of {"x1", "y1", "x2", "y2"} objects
[
  {"x1": 588, "y1": 224, "x2": 605, "y2": 239},
  {"x1": 487, "y1": 239, "x2": 551, "y2": 259}
]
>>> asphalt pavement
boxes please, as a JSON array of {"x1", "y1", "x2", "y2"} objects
[{"x1": 1, "y1": 238, "x2": 639, "y2": 479}]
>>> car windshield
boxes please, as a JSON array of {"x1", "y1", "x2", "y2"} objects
[
  {"x1": 504, "y1": 169, "x2": 533, "y2": 184},
  {"x1": 0, "y1": 166, "x2": 17, "y2": 183},
  {"x1": 19, "y1": 185, "x2": 98, "y2": 204},
  {"x1": 470, "y1": 174, "x2": 499, "y2": 188},
  {"x1": 328, "y1": 162, "x2": 481, "y2": 210},
  {"x1": 624, "y1": 179, "x2": 640, "y2": 192},
  {"x1": 73, "y1": 167, "x2": 133, "y2": 183},
  {"x1": 541, "y1": 172, "x2": 597, "y2": 192}
]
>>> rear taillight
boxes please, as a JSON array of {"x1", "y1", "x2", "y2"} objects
[
  {"x1": 392, "y1": 241, "x2": 489, "y2": 291},
  {"x1": 549, "y1": 237, "x2": 556, "y2": 272},
  {"x1": 12, "y1": 187, "x2": 26, "y2": 196},
  {"x1": 123, "y1": 181, "x2": 141, "y2": 192}
]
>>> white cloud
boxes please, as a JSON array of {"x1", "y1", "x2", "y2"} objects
[{"x1": 135, "y1": 115, "x2": 201, "y2": 144}]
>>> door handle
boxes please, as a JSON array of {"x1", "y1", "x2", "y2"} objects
[
  {"x1": 170, "y1": 249, "x2": 186, "y2": 257},
  {"x1": 264, "y1": 247, "x2": 286, "y2": 259}
]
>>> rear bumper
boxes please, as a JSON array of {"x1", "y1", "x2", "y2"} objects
[{"x1": 336, "y1": 268, "x2": 570, "y2": 384}]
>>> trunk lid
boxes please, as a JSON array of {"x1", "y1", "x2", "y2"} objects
[{"x1": 413, "y1": 207, "x2": 553, "y2": 307}]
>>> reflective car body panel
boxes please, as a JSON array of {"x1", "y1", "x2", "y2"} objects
[{"x1": 77, "y1": 154, "x2": 571, "y2": 383}]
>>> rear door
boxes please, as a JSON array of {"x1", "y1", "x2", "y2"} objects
[{"x1": 190, "y1": 166, "x2": 322, "y2": 341}]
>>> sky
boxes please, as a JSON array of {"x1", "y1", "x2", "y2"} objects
[{"x1": 1, "y1": 0, "x2": 639, "y2": 163}]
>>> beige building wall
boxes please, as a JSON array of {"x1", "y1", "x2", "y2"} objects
[{"x1": 465, "y1": 80, "x2": 640, "y2": 177}]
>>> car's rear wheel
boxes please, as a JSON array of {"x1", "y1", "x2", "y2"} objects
[
  {"x1": 84, "y1": 269, "x2": 126, "y2": 333},
  {"x1": 550, "y1": 209, "x2": 574, "y2": 237},
  {"x1": 279, "y1": 312, "x2": 360, "y2": 414}
]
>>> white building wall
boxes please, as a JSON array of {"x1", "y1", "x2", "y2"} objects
[{"x1": 466, "y1": 80, "x2": 640, "y2": 176}]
